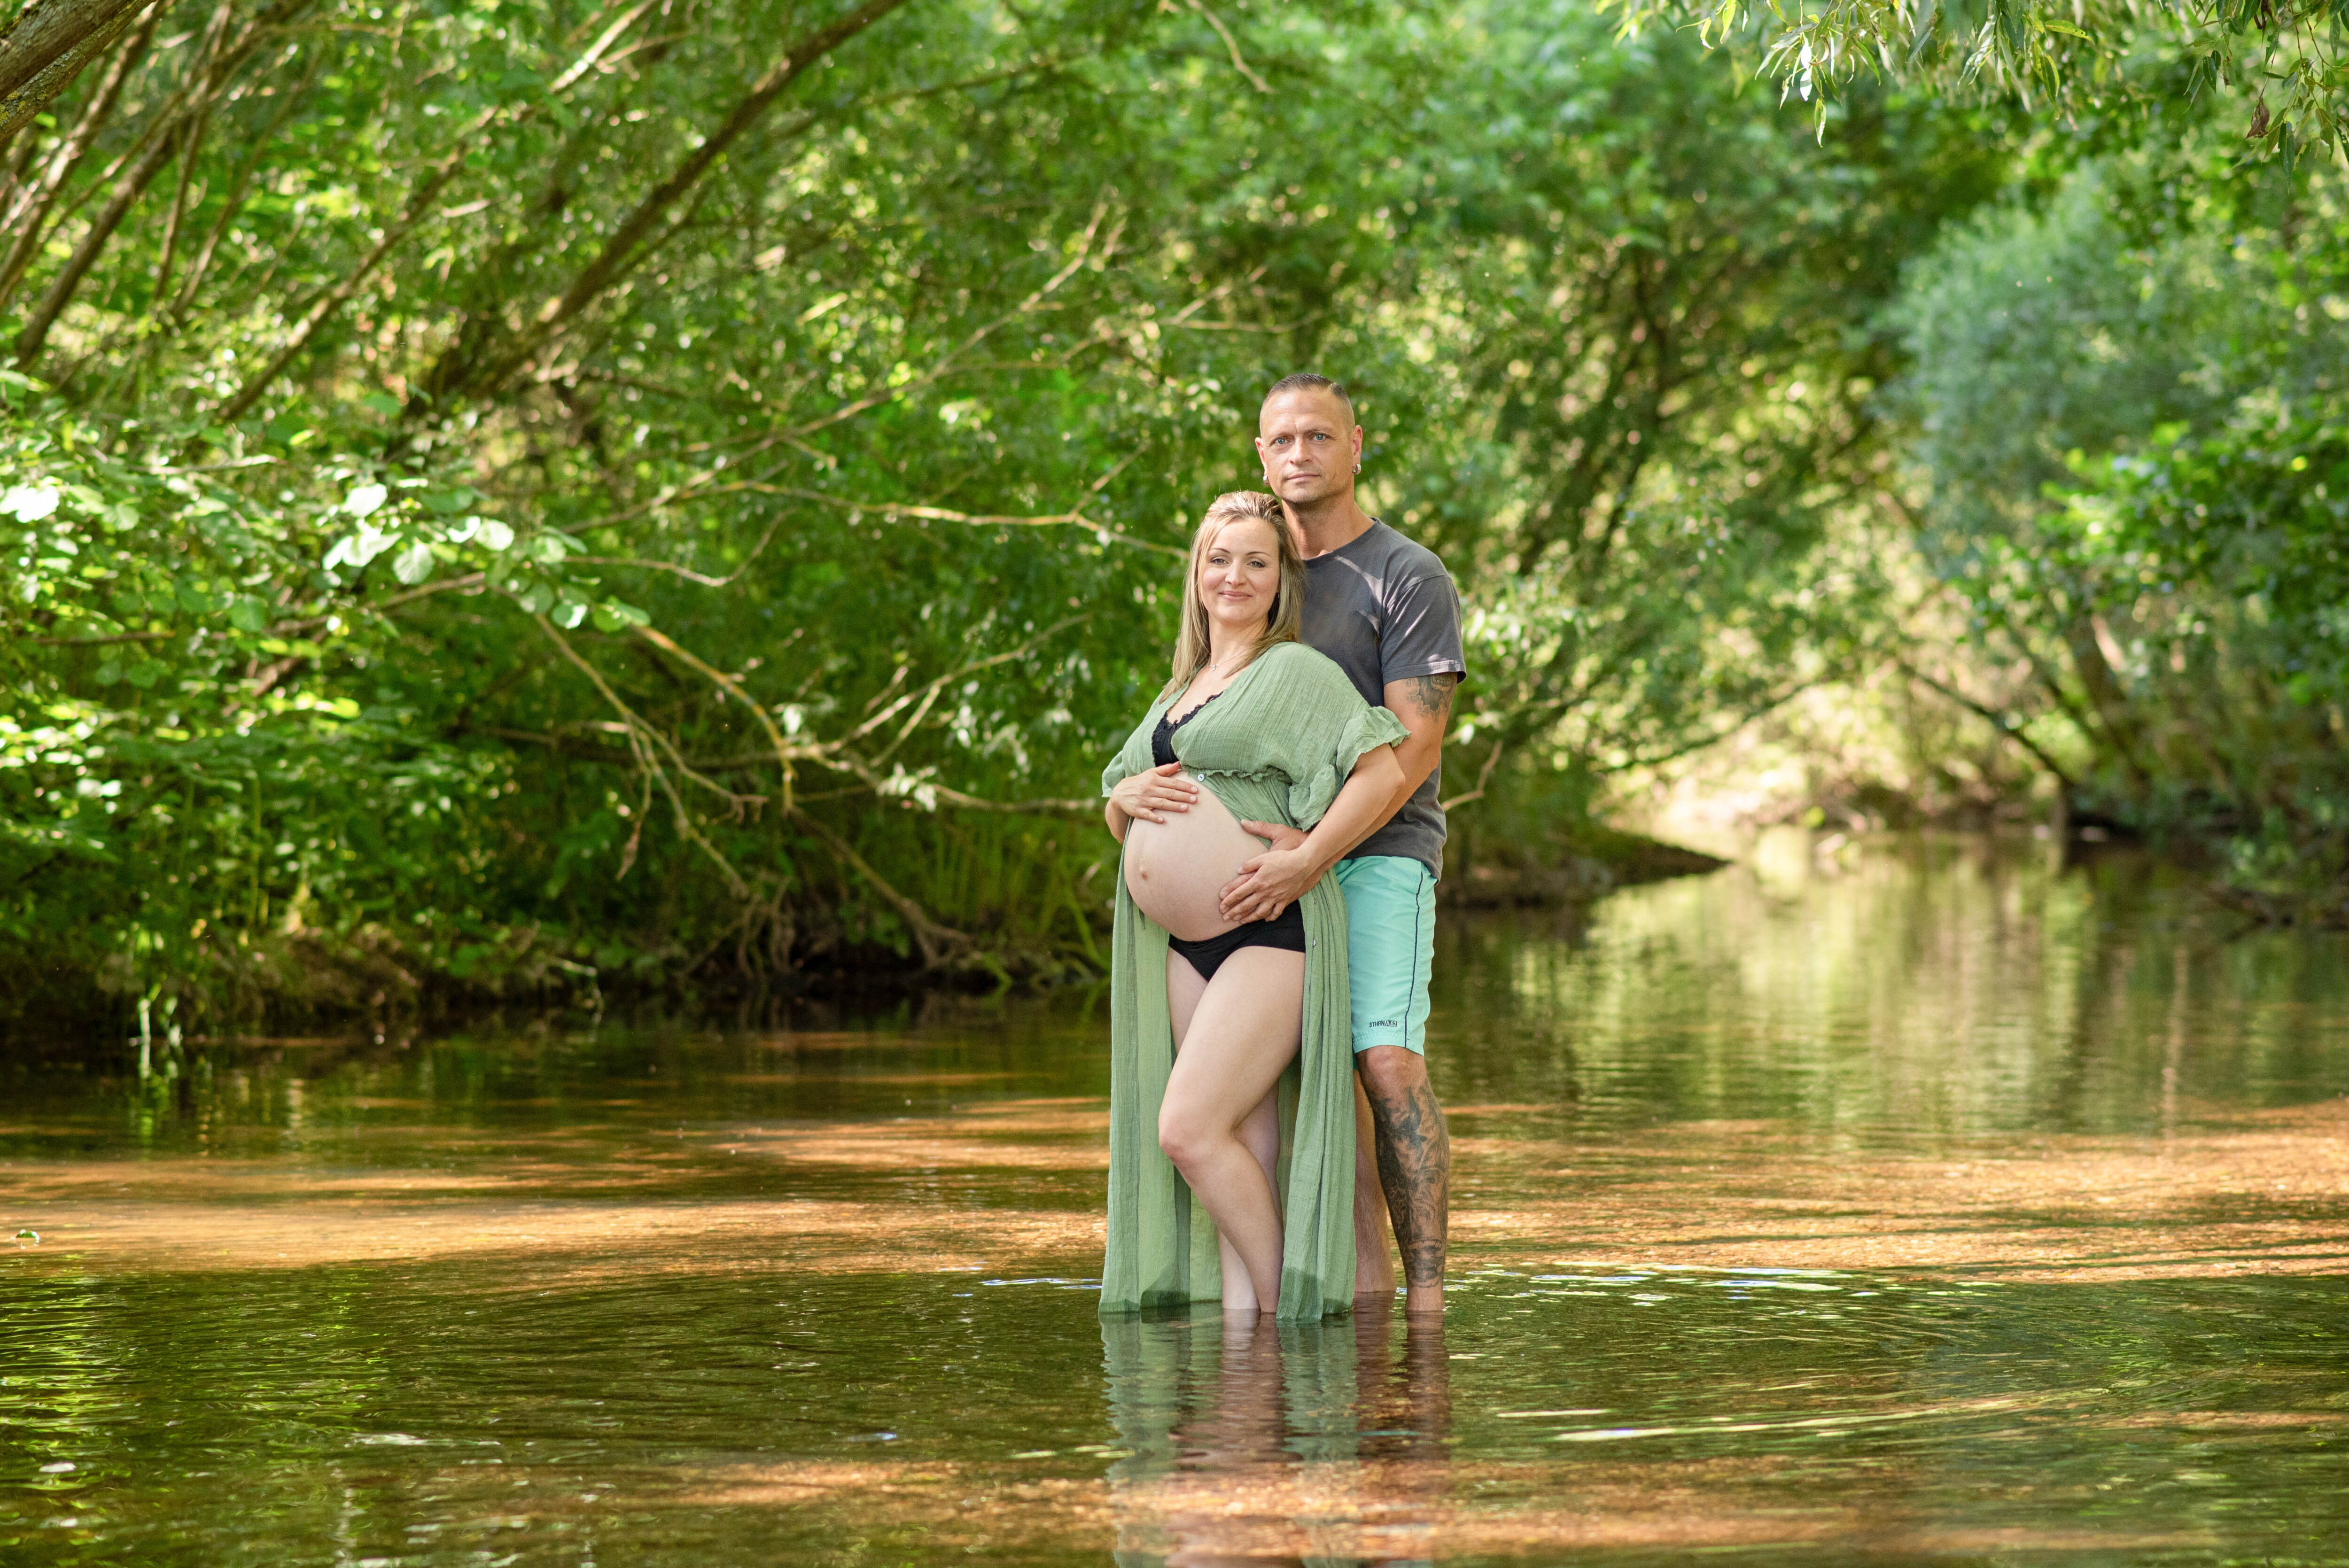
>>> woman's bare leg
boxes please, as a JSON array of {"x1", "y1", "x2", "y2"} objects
[
  {"x1": 1159, "y1": 947, "x2": 1304, "y2": 1315},
  {"x1": 1227, "y1": 1083, "x2": 1281, "y2": 1307},
  {"x1": 1236, "y1": 1089, "x2": 1280, "y2": 1203},
  {"x1": 1167, "y1": 950, "x2": 1283, "y2": 1313},
  {"x1": 1165, "y1": 951, "x2": 1251, "y2": 1312}
]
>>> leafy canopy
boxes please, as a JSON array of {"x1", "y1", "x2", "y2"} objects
[{"x1": 1605, "y1": 0, "x2": 2349, "y2": 159}]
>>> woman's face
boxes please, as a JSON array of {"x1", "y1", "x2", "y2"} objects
[{"x1": 1198, "y1": 518, "x2": 1283, "y2": 637}]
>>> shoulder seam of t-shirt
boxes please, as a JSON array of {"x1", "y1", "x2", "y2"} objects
[
  {"x1": 1303, "y1": 545, "x2": 1454, "y2": 593},
  {"x1": 1364, "y1": 528, "x2": 1456, "y2": 580},
  {"x1": 1328, "y1": 520, "x2": 1426, "y2": 560}
]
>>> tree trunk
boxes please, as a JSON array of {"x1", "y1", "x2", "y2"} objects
[
  {"x1": 2064, "y1": 615, "x2": 2152, "y2": 787},
  {"x1": 0, "y1": 0, "x2": 150, "y2": 140}
]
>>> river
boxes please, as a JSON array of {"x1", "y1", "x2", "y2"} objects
[{"x1": 5, "y1": 831, "x2": 2346, "y2": 1563}]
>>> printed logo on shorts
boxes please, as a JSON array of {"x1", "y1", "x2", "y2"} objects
[{"x1": 1368, "y1": 1017, "x2": 1401, "y2": 1028}]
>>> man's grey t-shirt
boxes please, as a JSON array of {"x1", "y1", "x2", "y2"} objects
[{"x1": 1298, "y1": 520, "x2": 1467, "y2": 876}]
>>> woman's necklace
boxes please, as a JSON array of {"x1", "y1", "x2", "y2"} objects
[{"x1": 1178, "y1": 650, "x2": 1245, "y2": 718}]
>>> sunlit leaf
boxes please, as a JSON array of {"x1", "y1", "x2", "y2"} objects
[
  {"x1": 390, "y1": 542, "x2": 436, "y2": 585},
  {"x1": 3, "y1": 484, "x2": 59, "y2": 521}
]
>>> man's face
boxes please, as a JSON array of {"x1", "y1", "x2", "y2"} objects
[{"x1": 1255, "y1": 390, "x2": 1362, "y2": 509}]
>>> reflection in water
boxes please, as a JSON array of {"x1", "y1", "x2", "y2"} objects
[
  {"x1": 3, "y1": 836, "x2": 2349, "y2": 1565},
  {"x1": 1104, "y1": 1302, "x2": 1451, "y2": 1568},
  {"x1": 1436, "y1": 833, "x2": 2349, "y2": 1137}
]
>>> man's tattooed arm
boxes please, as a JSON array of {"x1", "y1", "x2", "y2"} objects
[
  {"x1": 1398, "y1": 672, "x2": 1457, "y2": 723},
  {"x1": 1377, "y1": 671, "x2": 1457, "y2": 812}
]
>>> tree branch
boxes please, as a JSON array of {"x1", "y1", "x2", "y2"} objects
[
  {"x1": 572, "y1": 513, "x2": 785, "y2": 587},
  {"x1": 1596, "y1": 683, "x2": 1811, "y2": 773},
  {"x1": 0, "y1": 0, "x2": 149, "y2": 140},
  {"x1": 211, "y1": 117, "x2": 481, "y2": 421},
  {"x1": 13, "y1": 0, "x2": 303, "y2": 368},
  {"x1": 1439, "y1": 737, "x2": 1504, "y2": 811},
  {"x1": 1185, "y1": 0, "x2": 1269, "y2": 93},
  {"x1": 789, "y1": 808, "x2": 970, "y2": 968},
  {"x1": 535, "y1": 614, "x2": 753, "y2": 894},
  {"x1": 421, "y1": 0, "x2": 913, "y2": 402},
  {"x1": 0, "y1": 0, "x2": 154, "y2": 314},
  {"x1": 633, "y1": 622, "x2": 804, "y2": 812},
  {"x1": 1895, "y1": 655, "x2": 2080, "y2": 790}
]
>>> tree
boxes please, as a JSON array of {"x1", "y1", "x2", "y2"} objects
[
  {"x1": 1606, "y1": 0, "x2": 2349, "y2": 158},
  {"x1": 0, "y1": 0, "x2": 2007, "y2": 1021},
  {"x1": 0, "y1": 0, "x2": 151, "y2": 139},
  {"x1": 1299, "y1": 4, "x2": 2007, "y2": 878},
  {"x1": 1886, "y1": 127, "x2": 2349, "y2": 911}
]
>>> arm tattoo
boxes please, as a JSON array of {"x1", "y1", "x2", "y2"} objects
[{"x1": 1400, "y1": 673, "x2": 1457, "y2": 723}]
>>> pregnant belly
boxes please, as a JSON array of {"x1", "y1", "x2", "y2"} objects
[{"x1": 1123, "y1": 777, "x2": 1268, "y2": 942}]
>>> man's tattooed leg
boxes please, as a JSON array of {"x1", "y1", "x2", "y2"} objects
[
  {"x1": 1375, "y1": 1079, "x2": 1451, "y2": 1294},
  {"x1": 1354, "y1": 1075, "x2": 1398, "y2": 1295},
  {"x1": 1358, "y1": 1045, "x2": 1449, "y2": 1311}
]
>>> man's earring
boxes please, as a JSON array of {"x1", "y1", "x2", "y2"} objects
[{"x1": 1353, "y1": 461, "x2": 1362, "y2": 474}]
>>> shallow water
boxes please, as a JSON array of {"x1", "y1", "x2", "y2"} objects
[{"x1": 4, "y1": 833, "x2": 2348, "y2": 1564}]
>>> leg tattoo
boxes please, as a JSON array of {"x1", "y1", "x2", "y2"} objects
[{"x1": 1368, "y1": 1074, "x2": 1450, "y2": 1291}]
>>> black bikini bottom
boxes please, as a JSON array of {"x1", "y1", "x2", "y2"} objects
[{"x1": 1166, "y1": 903, "x2": 1307, "y2": 982}]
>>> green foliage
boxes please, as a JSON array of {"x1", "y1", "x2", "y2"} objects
[
  {"x1": 1890, "y1": 161, "x2": 2320, "y2": 528},
  {"x1": 1608, "y1": 0, "x2": 2348, "y2": 162},
  {"x1": 1294, "y1": 4, "x2": 2007, "y2": 849},
  {"x1": 0, "y1": 0, "x2": 2006, "y2": 1023},
  {"x1": 1891, "y1": 133, "x2": 2349, "y2": 912}
]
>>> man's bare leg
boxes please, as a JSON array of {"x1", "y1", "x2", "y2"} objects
[
  {"x1": 1352, "y1": 1074, "x2": 1397, "y2": 1296},
  {"x1": 1356, "y1": 1043, "x2": 1448, "y2": 1314}
]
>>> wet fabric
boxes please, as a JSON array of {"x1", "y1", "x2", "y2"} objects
[{"x1": 1099, "y1": 640, "x2": 1408, "y2": 1320}]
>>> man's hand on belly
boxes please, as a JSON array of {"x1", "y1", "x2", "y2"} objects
[
  {"x1": 1221, "y1": 822, "x2": 1319, "y2": 923},
  {"x1": 1221, "y1": 741, "x2": 1407, "y2": 921}
]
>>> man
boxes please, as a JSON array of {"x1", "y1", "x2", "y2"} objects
[{"x1": 1217, "y1": 372, "x2": 1463, "y2": 1316}]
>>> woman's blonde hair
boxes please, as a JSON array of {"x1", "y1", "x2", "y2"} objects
[{"x1": 1164, "y1": 491, "x2": 1304, "y2": 697}]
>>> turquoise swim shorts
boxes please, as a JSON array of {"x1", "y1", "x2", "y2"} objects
[{"x1": 1331, "y1": 854, "x2": 1436, "y2": 1056}]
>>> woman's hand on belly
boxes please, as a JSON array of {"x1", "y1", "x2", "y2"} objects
[
  {"x1": 1108, "y1": 761, "x2": 1198, "y2": 826},
  {"x1": 1122, "y1": 778, "x2": 1269, "y2": 942}
]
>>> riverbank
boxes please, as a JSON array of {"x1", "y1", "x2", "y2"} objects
[{"x1": 2, "y1": 821, "x2": 1731, "y2": 1044}]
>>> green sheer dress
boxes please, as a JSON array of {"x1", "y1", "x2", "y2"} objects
[{"x1": 1097, "y1": 640, "x2": 1409, "y2": 1321}]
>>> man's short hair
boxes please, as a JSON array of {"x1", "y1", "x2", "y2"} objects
[{"x1": 1264, "y1": 372, "x2": 1355, "y2": 421}]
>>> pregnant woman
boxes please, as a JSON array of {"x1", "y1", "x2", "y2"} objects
[{"x1": 1100, "y1": 491, "x2": 1407, "y2": 1320}]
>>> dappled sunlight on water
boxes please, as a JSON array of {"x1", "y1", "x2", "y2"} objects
[{"x1": 4, "y1": 836, "x2": 2348, "y2": 1563}]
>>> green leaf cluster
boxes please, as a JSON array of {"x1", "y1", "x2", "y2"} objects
[
  {"x1": 1890, "y1": 124, "x2": 2349, "y2": 909},
  {"x1": 0, "y1": 0, "x2": 2008, "y2": 1021}
]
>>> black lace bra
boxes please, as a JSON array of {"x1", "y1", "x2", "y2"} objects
[{"x1": 1150, "y1": 688, "x2": 1226, "y2": 767}]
